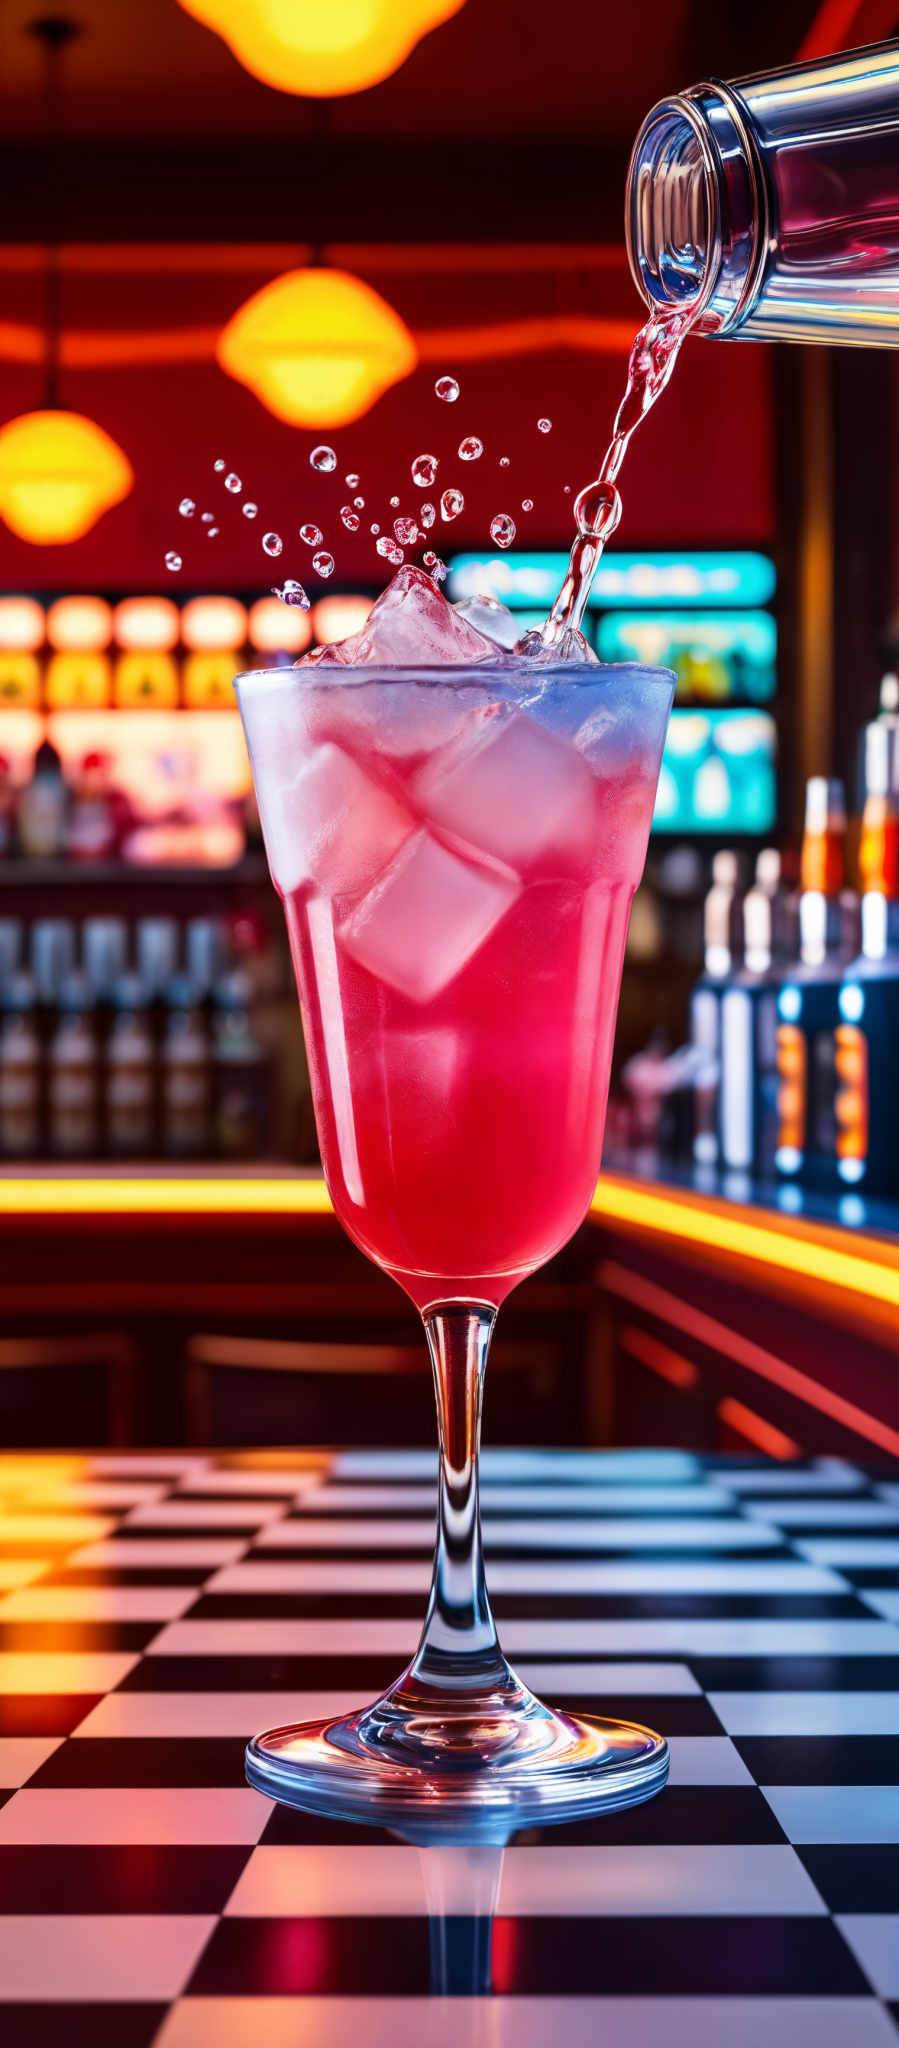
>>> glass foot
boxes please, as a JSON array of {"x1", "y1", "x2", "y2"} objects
[{"x1": 246, "y1": 1676, "x2": 669, "y2": 1838}]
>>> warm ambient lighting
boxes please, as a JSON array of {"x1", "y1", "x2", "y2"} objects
[
  {"x1": 312, "y1": 595, "x2": 373, "y2": 644},
  {"x1": 0, "y1": 411, "x2": 133, "y2": 544},
  {"x1": 0, "y1": 597, "x2": 45, "y2": 650},
  {"x1": 177, "y1": 0, "x2": 464, "y2": 98},
  {"x1": 46, "y1": 596, "x2": 113, "y2": 652},
  {"x1": 181, "y1": 596, "x2": 248, "y2": 651},
  {"x1": 248, "y1": 595, "x2": 313, "y2": 654},
  {"x1": 114, "y1": 597, "x2": 180, "y2": 652},
  {"x1": 218, "y1": 269, "x2": 418, "y2": 428}
]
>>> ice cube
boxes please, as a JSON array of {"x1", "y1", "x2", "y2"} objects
[
  {"x1": 339, "y1": 828, "x2": 520, "y2": 1003},
  {"x1": 453, "y1": 593, "x2": 521, "y2": 650},
  {"x1": 314, "y1": 565, "x2": 499, "y2": 668},
  {"x1": 258, "y1": 740, "x2": 413, "y2": 898},
  {"x1": 414, "y1": 710, "x2": 597, "y2": 871}
]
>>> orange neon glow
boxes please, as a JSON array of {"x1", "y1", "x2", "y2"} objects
[
  {"x1": 45, "y1": 652, "x2": 112, "y2": 710},
  {"x1": 0, "y1": 314, "x2": 640, "y2": 374},
  {"x1": 0, "y1": 655, "x2": 41, "y2": 708},
  {"x1": 0, "y1": 411, "x2": 133, "y2": 544},
  {"x1": 181, "y1": 596, "x2": 248, "y2": 652},
  {"x1": 113, "y1": 598, "x2": 180, "y2": 653},
  {"x1": 248, "y1": 596, "x2": 313, "y2": 654},
  {"x1": 0, "y1": 597, "x2": 45, "y2": 651},
  {"x1": 176, "y1": 0, "x2": 465, "y2": 98},
  {"x1": 619, "y1": 1323, "x2": 699, "y2": 1391},
  {"x1": 717, "y1": 1396, "x2": 800, "y2": 1461},
  {"x1": 46, "y1": 596, "x2": 113, "y2": 653},
  {"x1": 218, "y1": 269, "x2": 418, "y2": 428},
  {"x1": 113, "y1": 652, "x2": 179, "y2": 709},
  {"x1": 312, "y1": 595, "x2": 373, "y2": 645},
  {"x1": 183, "y1": 651, "x2": 239, "y2": 709}
]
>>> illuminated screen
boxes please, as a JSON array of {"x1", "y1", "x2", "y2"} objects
[
  {"x1": 654, "y1": 710, "x2": 777, "y2": 835},
  {"x1": 447, "y1": 550, "x2": 777, "y2": 609},
  {"x1": 595, "y1": 611, "x2": 776, "y2": 704}
]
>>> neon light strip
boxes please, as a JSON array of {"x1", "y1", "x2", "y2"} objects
[
  {"x1": 600, "y1": 1258, "x2": 899, "y2": 1461},
  {"x1": 590, "y1": 1178, "x2": 899, "y2": 1315},
  {"x1": 0, "y1": 1177, "x2": 333, "y2": 1216}
]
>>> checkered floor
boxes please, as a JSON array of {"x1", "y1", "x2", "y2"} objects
[{"x1": 0, "y1": 1447, "x2": 897, "y2": 2045}]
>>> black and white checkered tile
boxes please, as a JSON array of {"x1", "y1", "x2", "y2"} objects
[{"x1": 0, "y1": 1447, "x2": 897, "y2": 2045}]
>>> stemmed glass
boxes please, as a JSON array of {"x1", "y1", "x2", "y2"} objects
[{"x1": 236, "y1": 651, "x2": 673, "y2": 1833}]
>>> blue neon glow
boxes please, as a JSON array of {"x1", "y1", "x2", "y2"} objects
[
  {"x1": 653, "y1": 709, "x2": 776, "y2": 835},
  {"x1": 596, "y1": 610, "x2": 776, "y2": 703},
  {"x1": 447, "y1": 551, "x2": 777, "y2": 609},
  {"x1": 779, "y1": 985, "x2": 802, "y2": 1021},
  {"x1": 839, "y1": 982, "x2": 865, "y2": 1023}
]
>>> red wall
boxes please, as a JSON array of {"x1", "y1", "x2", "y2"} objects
[{"x1": 0, "y1": 249, "x2": 774, "y2": 594}]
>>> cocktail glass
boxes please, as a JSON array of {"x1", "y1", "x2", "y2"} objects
[{"x1": 235, "y1": 654, "x2": 674, "y2": 1835}]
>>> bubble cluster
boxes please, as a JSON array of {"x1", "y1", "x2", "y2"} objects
[
  {"x1": 411, "y1": 453, "x2": 438, "y2": 488},
  {"x1": 310, "y1": 445, "x2": 337, "y2": 472},
  {"x1": 537, "y1": 418, "x2": 552, "y2": 434},
  {"x1": 273, "y1": 579, "x2": 310, "y2": 608},
  {"x1": 435, "y1": 375, "x2": 459, "y2": 402},
  {"x1": 165, "y1": 551, "x2": 182, "y2": 572},
  {"x1": 490, "y1": 513, "x2": 516, "y2": 549},
  {"x1": 224, "y1": 472, "x2": 241, "y2": 493},
  {"x1": 376, "y1": 535, "x2": 403, "y2": 564},
  {"x1": 242, "y1": 502, "x2": 258, "y2": 519},
  {"x1": 340, "y1": 505, "x2": 360, "y2": 531},
  {"x1": 394, "y1": 516, "x2": 418, "y2": 546},
  {"x1": 312, "y1": 550, "x2": 335, "y2": 578},
  {"x1": 262, "y1": 532, "x2": 283, "y2": 557},
  {"x1": 299, "y1": 523, "x2": 322, "y2": 546},
  {"x1": 458, "y1": 436, "x2": 483, "y2": 462},
  {"x1": 419, "y1": 501, "x2": 435, "y2": 528},
  {"x1": 440, "y1": 488, "x2": 464, "y2": 522},
  {"x1": 178, "y1": 497, "x2": 195, "y2": 519}
]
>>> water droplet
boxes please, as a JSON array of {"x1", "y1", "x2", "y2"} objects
[
  {"x1": 262, "y1": 531, "x2": 283, "y2": 557},
  {"x1": 178, "y1": 497, "x2": 196, "y2": 519},
  {"x1": 273, "y1": 579, "x2": 310, "y2": 608},
  {"x1": 521, "y1": 498, "x2": 533, "y2": 512},
  {"x1": 435, "y1": 375, "x2": 459, "y2": 403},
  {"x1": 340, "y1": 505, "x2": 360, "y2": 532},
  {"x1": 165, "y1": 551, "x2": 182, "y2": 572},
  {"x1": 206, "y1": 524, "x2": 220, "y2": 538},
  {"x1": 201, "y1": 511, "x2": 215, "y2": 523},
  {"x1": 458, "y1": 436, "x2": 483, "y2": 462},
  {"x1": 242, "y1": 501, "x2": 258, "y2": 519},
  {"x1": 225, "y1": 471, "x2": 241, "y2": 493},
  {"x1": 312, "y1": 550, "x2": 334, "y2": 578},
  {"x1": 423, "y1": 550, "x2": 447, "y2": 582},
  {"x1": 412, "y1": 453, "x2": 438, "y2": 488},
  {"x1": 419, "y1": 501, "x2": 436, "y2": 529},
  {"x1": 499, "y1": 455, "x2": 510, "y2": 468},
  {"x1": 370, "y1": 523, "x2": 380, "y2": 536},
  {"x1": 389, "y1": 495, "x2": 400, "y2": 509},
  {"x1": 310, "y1": 445, "x2": 337, "y2": 472},
  {"x1": 345, "y1": 472, "x2": 360, "y2": 488},
  {"x1": 354, "y1": 496, "x2": 365, "y2": 509},
  {"x1": 563, "y1": 483, "x2": 571, "y2": 495},
  {"x1": 440, "y1": 488, "x2": 464, "y2": 522},
  {"x1": 376, "y1": 534, "x2": 403, "y2": 561},
  {"x1": 490, "y1": 513, "x2": 516, "y2": 549},
  {"x1": 300, "y1": 523, "x2": 322, "y2": 546},
  {"x1": 213, "y1": 459, "x2": 225, "y2": 473},
  {"x1": 574, "y1": 479, "x2": 621, "y2": 540},
  {"x1": 394, "y1": 516, "x2": 418, "y2": 546},
  {"x1": 537, "y1": 418, "x2": 552, "y2": 434}
]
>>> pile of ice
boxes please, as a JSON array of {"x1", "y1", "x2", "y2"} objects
[{"x1": 302, "y1": 564, "x2": 595, "y2": 667}]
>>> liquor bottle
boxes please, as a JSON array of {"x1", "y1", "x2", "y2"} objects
[
  {"x1": 836, "y1": 720, "x2": 899, "y2": 1195},
  {"x1": 776, "y1": 779, "x2": 857, "y2": 1186},
  {"x1": 106, "y1": 976, "x2": 155, "y2": 1158},
  {"x1": 47, "y1": 976, "x2": 100, "y2": 1159},
  {"x1": 136, "y1": 919, "x2": 179, "y2": 1151},
  {"x1": 689, "y1": 849, "x2": 744, "y2": 1166},
  {"x1": 161, "y1": 976, "x2": 211, "y2": 1158},
  {"x1": 212, "y1": 969, "x2": 271, "y2": 1159},
  {"x1": 67, "y1": 751, "x2": 117, "y2": 862},
  {"x1": 0, "y1": 973, "x2": 41, "y2": 1158},
  {"x1": 17, "y1": 739, "x2": 68, "y2": 858},
  {"x1": 627, "y1": 42, "x2": 899, "y2": 345},
  {"x1": 720, "y1": 849, "x2": 797, "y2": 1178}
]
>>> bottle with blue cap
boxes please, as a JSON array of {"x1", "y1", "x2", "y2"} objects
[
  {"x1": 775, "y1": 778, "x2": 858, "y2": 1188},
  {"x1": 836, "y1": 719, "x2": 899, "y2": 1196}
]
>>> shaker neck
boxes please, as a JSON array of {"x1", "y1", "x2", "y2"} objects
[{"x1": 625, "y1": 80, "x2": 767, "y2": 336}]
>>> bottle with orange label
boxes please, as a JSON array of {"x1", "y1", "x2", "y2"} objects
[
  {"x1": 776, "y1": 778, "x2": 858, "y2": 1187},
  {"x1": 836, "y1": 721, "x2": 899, "y2": 1197},
  {"x1": 720, "y1": 849, "x2": 797, "y2": 1179}
]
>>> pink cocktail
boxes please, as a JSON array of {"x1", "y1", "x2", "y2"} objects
[{"x1": 236, "y1": 572, "x2": 673, "y2": 1833}]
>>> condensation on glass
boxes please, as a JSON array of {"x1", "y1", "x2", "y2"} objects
[{"x1": 626, "y1": 38, "x2": 899, "y2": 345}]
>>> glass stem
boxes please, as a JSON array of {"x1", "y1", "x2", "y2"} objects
[{"x1": 406, "y1": 1303, "x2": 509, "y2": 1699}]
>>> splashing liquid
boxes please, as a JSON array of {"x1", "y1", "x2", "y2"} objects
[{"x1": 541, "y1": 302, "x2": 692, "y2": 649}]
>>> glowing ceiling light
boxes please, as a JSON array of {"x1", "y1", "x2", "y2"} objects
[
  {"x1": 177, "y1": 0, "x2": 464, "y2": 98},
  {"x1": 248, "y1": 596, "x2": 312, "y2": 654},
  {"x1": 312, "y1": 595, "x2": 373, "y2": 645},
  {"x1": 218, "y1": 268, "x2": 417, "y2": 429},
  {"x1": 114, "y1": 597, "x2": 180, "y2": 652},
  {"x1": 181, "y1": 596, "x2": 248, "y2": 651},
  {"x1": 46, "y1": 596, "x2": 113, "y2": 652},
  {"x1": 0, "y1": 411, "x2": 133, "y2": 545},
  {"x1": 0, "y1": 598, "x2": 45, "y2": 650}
]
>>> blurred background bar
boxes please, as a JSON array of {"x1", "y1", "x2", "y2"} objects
[{"x1": 0, "y1": 0, "x2": 897, "y2": 1452}]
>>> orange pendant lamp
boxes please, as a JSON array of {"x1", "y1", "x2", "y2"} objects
[
  {"x1": 178, "y1": 0, "x2": 465, "y2": 98},
  {"x1": 0, "y1": 20, "x2": 132, "y2": 548},
  {"x1": 218, "y1": 266, "x2": 418, "y2": 428}
]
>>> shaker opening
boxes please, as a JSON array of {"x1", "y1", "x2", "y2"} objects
[{"x1": 625, "y1": 99, "x2": 718, "y2": 313}]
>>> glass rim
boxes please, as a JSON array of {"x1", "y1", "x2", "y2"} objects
[{"x1": 233, "y1": 659, "x2": 677, "y2": 692}]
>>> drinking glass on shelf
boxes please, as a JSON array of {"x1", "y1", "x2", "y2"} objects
[{"x1": 235, "y1": 652, "x2": 673, "y2": 1833}]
